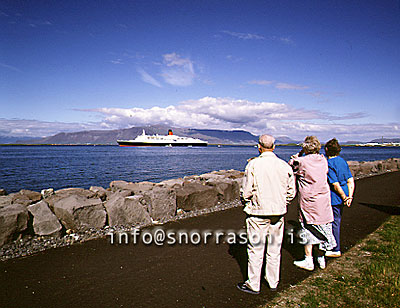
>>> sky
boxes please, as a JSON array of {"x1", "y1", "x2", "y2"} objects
[{"x1": 1, "y1": 0, "x2": 399, "y2": 142}]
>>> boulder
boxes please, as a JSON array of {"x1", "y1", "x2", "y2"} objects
[
  {"x1": 9, "y1": 189, "x2": 42, "y2": 206},
  {"x1": 53, "y1": 195, "x2": 106, "y2": 231},
  {"x1": 27, "y1": 200, "x2": 62, "y2": 237},
  {"x1": 0, "y1": 204, "x2": 29, "y2": 246},
  {"x1": 110, "y1": 180, "x2": 155, "y2": 193},
  {"x1": 104, "y1": 193, "x2": 152, "y2": 226},
  {"x1": 45, "y1": 188, "x2": 97, "y2": 210},
  {"x1": 205, "y1": 178, "x2": 240, "y2": 203},
  {"x1": 175, "y1": 182, "x2": 219, "y2": 211},
  {"x1": 89, "y1": 186, "x2": 109, "y2": 201},
  {"x1": 0, "y1": 196, "x2": 12, "y2": 208},
  {"x1": 55, "y1": 188, "x2": 96, "y2": 199},
  {"x1": 159, "y1": 178, "x2": 184, "y2": 189},
  {"x1": 145, "y1": 185, "x2": 176, "y2": 221},
  {"x1": 0, "y1": 189, "x2": 7, "y2": 196},
  {"x1": 199, "y1": 172, "x2": 227, "y2": 182}
]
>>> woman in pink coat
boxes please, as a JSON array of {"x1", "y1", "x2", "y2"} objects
[{"x1": 289, "y1": 136, "x2": 336, "y2": 271}]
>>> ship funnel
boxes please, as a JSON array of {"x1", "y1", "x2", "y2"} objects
[{"x1": 168, "y1": 129, "x2": 173, "y2": 135}]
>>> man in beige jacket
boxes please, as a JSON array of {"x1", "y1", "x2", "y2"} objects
[{"x1": 237, "y1": 134, "x2": 296, "y2": 294}]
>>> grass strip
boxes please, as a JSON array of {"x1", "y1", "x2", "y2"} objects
[{"x1": 262, "y1": 215, "x2": 400, "y2": 308}]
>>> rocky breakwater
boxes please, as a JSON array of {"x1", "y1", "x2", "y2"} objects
[
  {"x1": 0, "y1": 158, "x2": 399, "y2": 259},
  {"x1": 0, "y1": 169, "x2": 243, "y2": 255}
]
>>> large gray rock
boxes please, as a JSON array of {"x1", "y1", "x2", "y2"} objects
[
  {"x1": 205, "y1": 178, "x2": 240, "y2": 203},
  {"x1": 9, "y1": 189, "x2": 42, "y2": 206},
  {"x1": 159, "y1": 178, "x2": 184, "y2": 188},
  {"x1": 46, "y1": 188, "x2": 97, "y2": 210},
  {"x1": 27, "y1": 200, "x2": 62, "y2": 237},
  {"x1": 0, "y1": 196, "x2": 12, "y2": 208},
  {"x1": 104, "y1": 193, "x2": 152, "y2": 226},
  {"x1": 110, "y1": 180, "x2": 155, "y2": 193},
  {"x1": 175, "y1": 182, "x2": 219, "y2": 211},
  {"x1": 53, "y1": 195, "x2": 106, "y2": 231},
  {"x1": 0, "y1": 204, "x2": 29, "y2": 246},
  {"x1": 145, "y1": 185, "x2": 176, "y2": 221},
  {"x1": 89, "y1": 186, "x2": 109, "y2": 201},
  {"x1": 55, "y1": 188, "x2": 96, "y2": 199}
]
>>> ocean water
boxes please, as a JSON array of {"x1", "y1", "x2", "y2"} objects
[{"x1": 1, "y1": 145, "x2": 399, "y2": 193}]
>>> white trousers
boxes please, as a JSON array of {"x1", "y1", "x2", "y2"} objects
[{"x1": 245, "y1": 216, "x2": 284, "y2": 291}]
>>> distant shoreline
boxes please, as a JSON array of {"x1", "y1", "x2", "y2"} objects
[{"x1": 1, "y1": 143, "x2": 399, "y2": 147}]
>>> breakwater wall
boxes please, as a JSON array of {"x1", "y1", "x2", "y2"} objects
[{"x1": 0, "y1": 158, "x2": 399, "y2": 248}]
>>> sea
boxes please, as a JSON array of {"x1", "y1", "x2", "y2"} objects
[{"x1": 1, "y1": 145, "x2": 400, "y2": 194}]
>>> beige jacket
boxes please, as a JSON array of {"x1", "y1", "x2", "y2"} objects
[{"x1": 241, "y1": 151, "x2": 296, "y2": 216}]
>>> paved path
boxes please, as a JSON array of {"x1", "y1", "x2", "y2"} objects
[{"x1": 1, "y1": 172, "x2": 399, "y2": 308}]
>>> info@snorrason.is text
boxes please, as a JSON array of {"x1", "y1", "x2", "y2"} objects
[{"x1": 108, "y1": 228, "x2": 307, "y2": 246}]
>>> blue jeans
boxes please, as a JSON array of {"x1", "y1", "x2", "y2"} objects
[{"x1": 332, "y1": 205, "x2": 344, "y2": 252}]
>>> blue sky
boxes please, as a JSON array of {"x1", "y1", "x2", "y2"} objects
[{"x1": 1, "y1": 0, "x2": 399, "y2": 141}]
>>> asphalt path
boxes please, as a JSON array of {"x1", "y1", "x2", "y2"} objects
[{"x1": 1, "y1": 172, "x2": 399, "y2": 308}]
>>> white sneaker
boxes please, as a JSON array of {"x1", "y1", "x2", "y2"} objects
[
  {"x1": 294, "y1": 258, "x2": 314, "y2": 271},
  {"x1": 325, "y1": 250, "x2": 341, "y2": 258},
  {"x1": 317, "y1": 256, "x2": 326, "y2": 269}
]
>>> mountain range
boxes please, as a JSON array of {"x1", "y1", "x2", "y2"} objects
[
  {"x1": 10, "y1": 126, "x2": 297, "y2": 145},
  {"x1": 2, "y1": 126, "x2": 398, "y2": 145}
]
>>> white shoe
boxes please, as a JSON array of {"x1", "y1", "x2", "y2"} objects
[
  {"x1": 325, "y1": 250, "x2": 341, "y2": 258},
  {"x1": 317, "y1": 256, "x2": 326, "y2": 269},
  {"x1": 294, "y1": 258, "x2": 314, "y2": 271}
]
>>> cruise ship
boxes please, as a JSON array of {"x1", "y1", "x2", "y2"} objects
[{"x1": 117, "y1": 130, "x2": 208, "y2": 147}]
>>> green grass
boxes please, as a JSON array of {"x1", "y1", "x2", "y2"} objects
[{"x1": 263, "y1": 215, "x2": 400, "y2": 308}]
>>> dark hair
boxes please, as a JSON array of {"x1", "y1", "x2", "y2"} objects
[{"x1": 325, "y1": 138, "x2": 341, "y2": 156}]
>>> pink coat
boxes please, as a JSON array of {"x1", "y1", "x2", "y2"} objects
[{"x1": 289, "y1": 154, "x2": 333, "y2": 225}]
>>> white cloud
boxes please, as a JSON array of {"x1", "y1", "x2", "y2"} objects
[
  {"x1": 275, "y1": 82, "x2": 309, "y2": 90},
  {"x1": 84, "y1": 97, "x2": 387, "y2": 141},
  {"x1": 110, "y1": 59, "x2": 123, "y2": 65},
  {"x1": 271, "y1": 36, "x2": 295, "y2": 45},
  {"x1": 137, "y1": 68, "x2": 163, "y2": 88},
  {"x1": 0, "y1": 62, "x2": 22, "y2": 73},
  {"x1": 221, "y1": 30, "x2": 265, "y2": 40},
  {"x1": 0, "y1": 118, "x2": 102, "y2": 138},
  {"x1": 248, "y1": 80, "x2": 309, "y2": 90},
  {"x1": 248, "y1": 80, "x2": 274, "y2": 86},
  {"x1": 2, "y1": 98, "x2": 397, "y2": 142},
  {"x1": 161, "y1": 53, "x2": 195, "y2": 86}
]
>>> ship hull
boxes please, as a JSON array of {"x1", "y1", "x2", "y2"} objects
[{"x1": 117, "y1": 141, "x2": 208, "y2": 147}]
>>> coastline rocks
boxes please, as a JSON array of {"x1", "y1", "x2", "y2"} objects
[
  {"x1": 53, "y1": 195, "x2": 106, "y2": 231},
  {"x1": 27, "y1": 200, "x2": 62, "y2": 237},
  {"x1": 348, "y1": 158, "x2": 400, "y2": 177},
  {"x1": 0, "y1": 204, "x2": 28, "y2": 246},
  {"x1": 176, "y1": 182, "x2": 219, "y2": 211},
  {"x1": 104, "y1": 193, "x2": 151, "y2": 226},
  {"x1": 1, "y1": 159, "x2": 399, "y2": 251}
]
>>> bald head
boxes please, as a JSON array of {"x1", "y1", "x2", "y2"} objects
[{"x1": 258, "y1": 134, "x2": 275, "y2": 151}]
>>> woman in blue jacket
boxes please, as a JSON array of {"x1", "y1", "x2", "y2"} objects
[{"x1": 324, "y1": 138, "x2": 355, "y2": 257}]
